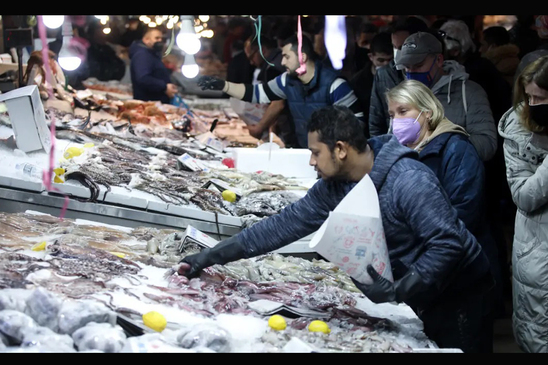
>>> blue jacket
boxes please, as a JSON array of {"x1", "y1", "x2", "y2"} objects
[
  {"x1": 129, "y1": 40, "x2": 172, "y2": 104},
  {"x1": 237, "y1": 134, "x2": 490, "y2": 309},
  {"x1": 283, "y1": 61, "x2": 340, "y2": 147}
]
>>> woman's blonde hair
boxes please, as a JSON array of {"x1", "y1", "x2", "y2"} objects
[
  {"x1": 385, "y1": 79, "x2": 445, "y2": 130},
  {"x1": 514, "y1": 55, "x2": 548, "y2": 133}
]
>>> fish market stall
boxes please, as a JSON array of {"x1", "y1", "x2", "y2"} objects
[{"x1": 0, "y1": 210, "x2": 447, "y2": 353}]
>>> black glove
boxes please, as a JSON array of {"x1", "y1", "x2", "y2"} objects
[
  {"x1": 197, "y1": 76, "x2": 226, "y2": 91},
  {"x1": 178, "y1": 235, "x2": 246, "y2": 279},
  {"x1": 352, "y1": 265, "x2": 426, "y2": 304}
]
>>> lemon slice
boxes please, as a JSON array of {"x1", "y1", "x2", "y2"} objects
[
  {"x1": 109, "y1": 251, "x2": 126, "y2": 258},
  {"x1": 142, "y1": 311, "x2": 167, "y2": 332},
  {"x1": 31, "y1": 241, "x2": 47, "y2": 251},
  {"x1": 63, "y1": 147, "x2": 84, "y2": 159},
  {"x1": 221, "y1": 190, "x2": 237, "y2": 203},
  {"x1": 54, "y1": 176, "x2": 64, "y2": 183},
  {"x1": 308, "y1": 320, "x2": 330, "y2": 334},
  {"x1": 268, "y1": 314, "x2": 287, "y2": 331},
  {"x1": 53, "y1": 167, "x2": 65, "y2": 176}
]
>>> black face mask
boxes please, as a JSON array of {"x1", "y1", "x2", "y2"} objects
[
  {"x1": 152, "y1": 42, "x2": 164, "y2": 54},
  {"x1": 530, "y1": 103, "x2": 548, "y2": 127}
]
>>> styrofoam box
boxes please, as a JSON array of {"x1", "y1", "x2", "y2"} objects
[
  {"x1": 232, "y1": 148, "x2": 316, "y2": 179},
  {"x1": 0, "y1": 85, "x2": 51, "y2": 153}
]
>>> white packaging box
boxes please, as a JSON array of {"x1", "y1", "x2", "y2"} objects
[
  {"x1": 0, "y1": 85, "x2": 51, "y2": 153},
  {"x1": 232, "y1": 148, "x2": 316, "y2": 179}
]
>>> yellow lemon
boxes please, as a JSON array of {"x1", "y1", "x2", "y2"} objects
[
  {"x1": 31, "y1": 241, "x2": 47, "y2": 251},
  {"x1": 308, "y1": 320, "x2": 330, "y2": 334},
  {"x1": 53, "y1": 167, "x2": 65, "y2": 176},
  {"x1": 222, "y1": 190, "x2": 237, "y2": 203},
  {"x1": 53, "y1": 176, "x2": 64, "y2": 183},
  {"x1": 83, "y1": 143, "x2": 95, "y2": 148},
  {"x1": 109, "y1": 251, "x2": 126, "y2": 258},
  {"x1": 268, "y1": 314, "x2": 287, "y2": 331},
  {"x1": 142, "y1": 311, "x2": 167, "y2": 332},
  {"x1": 63, "y1": 147, "x2": 84, "y2": 159}
]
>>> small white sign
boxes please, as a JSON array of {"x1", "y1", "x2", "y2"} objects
[
  {"x1": 0, "y1": 85, "x2": 51, "y2": 153},
  {"x1": 179, "y1": 225, "x2": 219, "y2": 251}
]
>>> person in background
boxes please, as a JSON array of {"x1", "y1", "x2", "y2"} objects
[
  {"x1": 196, "y1": 34, "x2": 364, "y2": 148},
  {"x1": 438, "y1": 21, "x2": 514, "y2": 314},
  {"x1": 498, "y1": 55, "x2": 548, "y2": 353},
  {"x1": 395, "y1": 31, "x2": 497, "y2": 162},
  {"x1": 508, "y1": 15, "x2": 540, "y2": 59},
  {"x1": 243, "y1": 34, "x2": 298, "y2": 148},
  {"x1": 357, "y1": 22, "x2": 379, "y2": 50},
  {"x1": 386, "y1": 80, "x2": 499, "y2": 352},
  {"x1": 222, "y1": 17, "x2": 252, "y2": 66},
  {"x1": 368, "y1": 16, "x2": 429, "y2": 136},
  {"x1": 129, "y1": 28, "x2": 178, "y2": 104},
  {"x1": 480, "y1": 26, "x2": 521, "y2": 87},
  {"x1": 86, "y1": 20, "x2": 126, "y2": 82},
  {"x1": 514, "y1": 16, "x2": 548, "y2": 86},
  {"x1": 226, "y1": 38, "x2": 254, "y2": 85},
  {"x1": 349, "y1": 31, "x2": 393, "y2": 137},
  {"x1": 439, "y1": 19, "x2": 512, "y2": 123},
  {"x1": 177, "y1": 104, "x2": 494, "y2": 353},
  {"x1": 120, "y1": 18, "x2": 145, "y2": 48}
]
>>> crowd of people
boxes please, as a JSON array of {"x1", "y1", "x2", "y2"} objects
[{"x1": 19, "y1": 15, "x2": 548, "y2": 353}]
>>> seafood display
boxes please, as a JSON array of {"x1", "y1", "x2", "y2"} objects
[{"x1": 0, "y1": 211, "x2": 436, "y2": 352}]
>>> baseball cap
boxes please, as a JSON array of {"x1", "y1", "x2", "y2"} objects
[{"x1": 395, "y1": 31, "x2": 443, "y2": 67}]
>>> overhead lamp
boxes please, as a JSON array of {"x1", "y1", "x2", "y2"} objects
[
  {"x1": 198, "y1": 15, "x2": 209, "y2": 22},
  {"x1": 58, "y1": 20, "x2": 81, "y2": 71},
  {"x1": 176, "y1": 15, "x2": 201, "y2": 55},
  {"x1": 42, "y1": 15, "x2": 64, "y2": 29},
  {"x1": 181, "y1": 53, "x2": 199, "y2": 79},
  {"x1": 324, "y1": 15, "x2": 347, "y2": 70}
]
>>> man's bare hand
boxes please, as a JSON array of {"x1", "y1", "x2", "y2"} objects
[
  {"x1": 165, "y1": 83, "x2": 178, "y2": 98},
  {"x1": 247, "y1": 124, "x2": 265, "y2": 139}
]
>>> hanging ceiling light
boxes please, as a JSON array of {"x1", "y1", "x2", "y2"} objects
[
  {"x1": 181, "y1": 53, "x2": 199, "y2": 78},
  {"x1": 58, "y1": 20, "x2": 81, "y2": 71},
  {"x1": 176, "y1": 15, "x2": 201, "y2": 55},
  {"x1": 42, "y1": 15, "x2": 65, "y2": 29},
  {"x1": 324, "y1": 15, "x2": 347, "y2": 70}
]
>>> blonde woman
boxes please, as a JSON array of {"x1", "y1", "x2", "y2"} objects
[
  {"x1": 386, "y1": 79, "x2": 500, "y2": 353},
  {"x1": 498, "y1": 55, "x2": 548, "y2": 353}
]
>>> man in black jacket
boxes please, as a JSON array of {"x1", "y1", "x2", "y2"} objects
[
  {"x1": 368, "y1": 16, "x2": 428, "y2": 136},
  {"x1": 129, "y1": 28, "x2": 178, "y2": 104}
]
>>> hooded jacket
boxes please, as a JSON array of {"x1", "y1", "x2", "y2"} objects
[
  {"x1": 369, "y1": 61, "x2": 497, "y2": 162},
  {"x1": 129, "y1": 40, "x2": 172, "y2": 104},
  {"x1": 430, "y1": 61, "x2": 497, "y2": 162},
  {"x1": 498, "y1": 106, "x2": 548, "y2": 353},
  {"x1": 416, "y1": 119, "x2": 500, "y2": 297},
  {"x1": 237, "y1": 134, "x2": 490, "y2": 310}
]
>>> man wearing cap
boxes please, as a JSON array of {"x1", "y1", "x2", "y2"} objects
[{"x1": 395, "y1": 31, "x2": 497, "y2": 162}]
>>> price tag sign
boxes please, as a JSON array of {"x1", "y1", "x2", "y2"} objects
[{"x1": 0, "y1": 85, "x2": 51, "y2": 153}]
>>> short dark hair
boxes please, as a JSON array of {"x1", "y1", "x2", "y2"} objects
[
  {"x1": 307, "y1": 106, "x2": 368, "y2": 153},
  {"x1": 369, "y1": 31, "x2": 393, "y2": 55},
  {"x1": 248, "y1": 33, "x2": 277, "y2": 51},
  {"x1": 483, "y1": 26, "x2": 510, "y2": 47},
  {"x1": 360, "y1": 22, "x2": 378, "y2": 34},
  {"x1": 282, "y1": 33, "x2": 318, "y2": 61}
]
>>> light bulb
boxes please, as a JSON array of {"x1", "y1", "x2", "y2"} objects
[
  {"x1": 176, "y1": 16, "x2": 201, "y2": 55},
  {"x1": 42, "y1": 15, "x2": 64, "y2": 29},
  {"x1": 324, "y1": 15, "x2": 347, "y2": 70},
  {"x1": 181, "y1": 54, "x2": 199, "y2": 78},
  {"x1": 58, "y1": 21, "x2": 81, "y2": 71}
]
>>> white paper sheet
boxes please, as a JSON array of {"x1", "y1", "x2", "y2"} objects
[{"x1": 309, "y1": 175, "x2": 393, "y2": 285}]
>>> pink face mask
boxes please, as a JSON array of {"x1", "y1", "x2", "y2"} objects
[{"x1": 392, "y1": 111, "x2": 423, "y2": 145}]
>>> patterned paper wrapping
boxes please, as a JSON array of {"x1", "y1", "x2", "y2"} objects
[{"x1": 309, "y1": 175, "x2": 393, "y2": 285}]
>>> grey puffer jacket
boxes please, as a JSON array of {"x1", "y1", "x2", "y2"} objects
[
  {"x1": 430, "y1": 61, "x2": 498, "y2": 162},
  {"x1": 498, "y1": 106, "x2": 548, "y2": 353}
]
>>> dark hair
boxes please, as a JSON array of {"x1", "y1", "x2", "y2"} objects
[
  {"x1": 282, "y1": 33, "x2": 318, "y2": 61},
  {"x1": 483, "y1": 26, "x2": 510, "y2": 47},
  {"x1": 369, "y1": 31, "x2": 393, "y2": 55},
  {"x1": 391, "y1": 16, "x2": 429, "y2": 35},
  {"x1": 307, "y1": 106, "x2": 368, "y2": 153},
  {"x1": 514, "y1": 55, "x2": 548, "y2": 133},
  {"x1": 248, "y1": 33, "x2": 277, "y2": 51}
]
